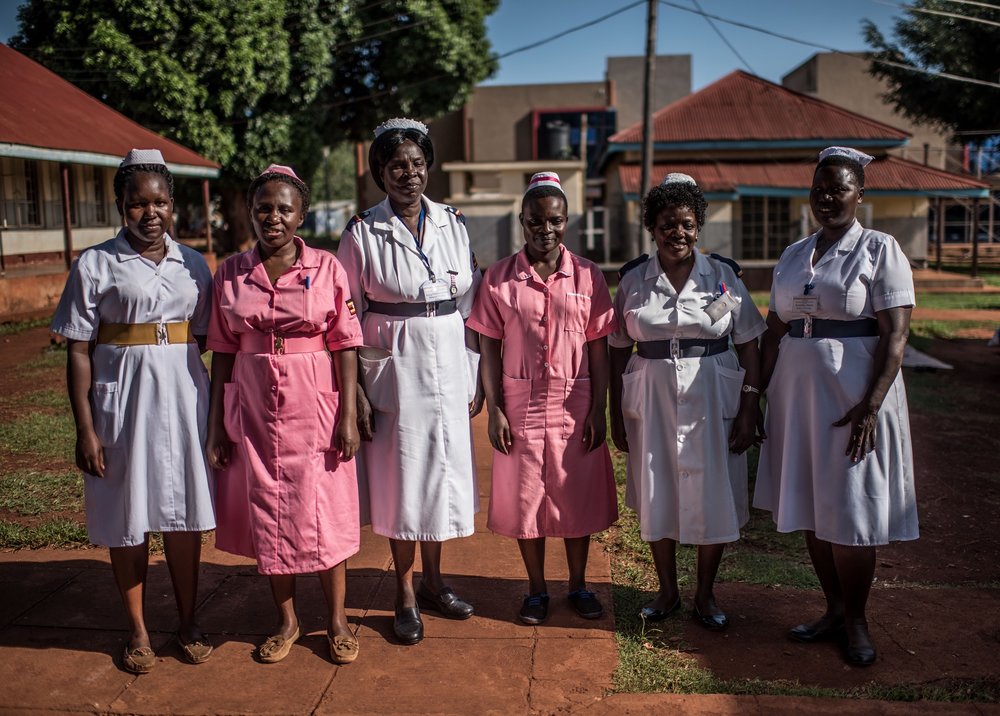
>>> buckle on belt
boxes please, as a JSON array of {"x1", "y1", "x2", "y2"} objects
[
  {"x1": 274, "y1": 335, "x2": 285, "y2": 354},
  {"x1": 670, "y1": 337, "x2": 680, "y2": 359},
  {"x1": 425, "y1": 302, "x2": 438, "y2": 318},
  {"x1": 803, "y1": 316, "x2": 813, "y2": 339},
  {"x1": 156, "y1": 323, "x2": 168, "y2": 345}
]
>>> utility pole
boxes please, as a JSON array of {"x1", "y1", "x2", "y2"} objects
[{"x1": 634, "y1": 0, "x2": 657, "y2": 259}]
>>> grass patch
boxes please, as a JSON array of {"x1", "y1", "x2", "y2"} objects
[
  {"x1": 0, "y1": 410, "x2": 76, "y2": 462},
  {"x1": 0, "y1": 470, "x2": 83, "y2": 515},
  {"x1": 0, "y1": 317, "x2": 51, "y2": 336},
  {"x1": 0, "y1": 518, "x2": 88, "y2": 548},
  {"x1": 909, "y1": 319, "x2": 996, "y2": 339},
  {"x1": 916, "y1": 293, "x2": 1000, "y2": 311}
]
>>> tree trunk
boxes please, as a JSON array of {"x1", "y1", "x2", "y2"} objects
[{"x1": 216, "y1": 184, "x2": 254, "y2": 254}]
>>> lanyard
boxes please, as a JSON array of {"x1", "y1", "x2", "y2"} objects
[{"x1": 396, "y1": 205, "x2": 434, "y2": 281}]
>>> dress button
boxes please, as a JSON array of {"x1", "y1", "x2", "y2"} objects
[
  {"x1": 542, "y1": 287, "x2": 548, "y2": 294},
  {"x1": 542, "y1": 344, "x2": 548, "y2": 351},
  {"x1": 271, "y1": 385, "x2": 278, "y2": 393},
  {"x1": 676, "y1": 363, "x2": 684, "y2": 371},
  {"x1": 677, "y1": 435, "x2": 685, "y2": 443},
  {"x1": 679, "y1": 398, "x2": 687, "y2": 405},
  {"x1": 543, "y1": 362, "x2": 549, "y2": 368},
  {"x1": 681, "y1": 471, "x2": 690, "y2": 478},
  {"x1": 540, "y1": 315, "x2": 547, "y2": 323}
]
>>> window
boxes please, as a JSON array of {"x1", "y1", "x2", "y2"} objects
[
  {"x1": 740, "y1": 197, "x2": 795, "y2": 259},
  {"x1": 93, "y1": 166, "x2": 108, "y2": 225},
  {"x1": 0, "y1": 159, "x2": 42, "y2": 227}
]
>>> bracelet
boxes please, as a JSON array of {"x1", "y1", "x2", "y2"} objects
[{"x1": 741, "y1": 384, "x2": 760, "y2": 394}]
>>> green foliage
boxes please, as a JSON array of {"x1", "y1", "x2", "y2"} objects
[
  {"x1": 863, "y1": 1, "x2": 1000, "y2": 137},
  {"x1": 0, "y1": 518, "x2": 89, "y2": 548},
  {"x1": 0, "y1": 470, "x2": 83, "y2": 516}
]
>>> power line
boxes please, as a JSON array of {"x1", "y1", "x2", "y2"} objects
[
  {"x1": 495, "y1": 0, "x2": 645, "y2": 59},
  {"x1": 937, "y1": 0, "x2": 1000, "y2": 10},
  {"x1": 874, "y1": 0, "x2": 1000, "y2": 27},
  {"x1": 659, "y1": 0, "x2": 1000, "y2": 89},
  {"x1": 689, "y1": 0, "x2": 756, "y2": 74}
]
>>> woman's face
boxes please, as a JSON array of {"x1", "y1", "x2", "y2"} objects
[
  {"x1": 810, "y1": 165, "x2": 863, "y2": 233},
  {"x1": 520, "y1": 195, "x2": 567, "y2": 261},
  {"x1": 381, "y1": 140, "x2": 428, "y2": 208},
  {"x1": 651, "y1": 204, "x2": 698, "y2": 266},
  {"x1": 251, "y1": 180, "x2": 304, "y2": 252},
  {"x1": 120, "y1": 172, "x2": 173, "y2": 247}
]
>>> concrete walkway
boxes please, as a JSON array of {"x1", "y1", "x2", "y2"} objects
[{"x1": 2, "y1": 414, "x2": 998, "y2": 714}]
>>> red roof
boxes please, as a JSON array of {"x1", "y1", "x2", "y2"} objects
[
  {"x1": 0, "y1": 44, "x2": 218, "y2": 173},
  {"x1": 610, "y1": 71, "x2": 910, "y2": 145},
  {"x1": 618, "y1": 156, "x2": 990, "y2": 195}
]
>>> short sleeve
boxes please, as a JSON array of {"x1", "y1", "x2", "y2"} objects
[
  {"x1": 456, "y1": 226, "x2": 481, "y2": 320},
  {"x1": 870, "y1": 236, "x2": 915, "y2": 312},
  {"x1": 729, "y1": 276, "x2": 767, "y2": 345},
  {"x1": 465, "y1": 269, "x2": 504, "y2": 340},
  {"x1": 336, "y1": 227, "x2": 367, "y2": 321},
  {"x1": 206, "y1": 268, "x2": 240, "y2": 353},
  {"x1": 585, "y1": 266, "x2": 616, "y2": 342},
  {"x1": 325, "y1": 259, "x2": 364, "y2": 351},
  {"x1": 188, "y1": 256, "x2": 213, "y2": 336},
  {"x1": 50, "y1": 255, "x2": 100, "y2": 341},
  {"x1": 608, "y1": 276, "x2": 635, "y2": 349}
]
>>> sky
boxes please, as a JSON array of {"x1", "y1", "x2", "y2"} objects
[{"x1": 0, "y1": 0, "x2": 904, "y2": 91}]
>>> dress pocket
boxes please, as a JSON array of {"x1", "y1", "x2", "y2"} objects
[
  {"x1": 562, "y1": 378, "x2": 593, "y2": 440},
  {"x1": 222, "y1": 382, "x2": 242, "y2": 443},
  {"x1": 501, "y1": 375, "x2": 532, "y2": 438},
  {"x1": 621, "y1": 369, "x2": 644, "y2": 420},
  {"x1": 91, "y1": 382, "x2": 122, "y2": 448},
  {"x1": 315, "y1": 390, "x2": 340, "y2": 452},
  {"x1": 561, "y1": 294, "x2": 590, "y2": 333},
  {"x1": 358, "y1": 346, "x2": 396, "y2": 413},
  {"x1": 466, "y1": 348, "x2": 481, "y2": 403},
  {"x1": 715, "y1": 364, "x2": 746, "y2": 420}
]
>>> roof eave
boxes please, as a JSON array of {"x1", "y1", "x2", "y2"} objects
[
  {"x1": 0, "y1": 143, "x2": 220, "y2": 178},
  {"x1": 607, "y1": 139, "x2": 908, "y2": 152}
]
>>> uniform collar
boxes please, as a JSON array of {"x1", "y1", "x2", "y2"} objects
[
  {"x1": 371, "y1": 195, "x2": 442, "y2": 229},
  {"x1": 514, "y1": 245, "x2": 574, "y2": 280},
  {"x1": 642, "y1": 250, "x2": 710, "y2": 280},
  {"x1": 114, "y1": 228, "x2": 182, "y2": 263},
  {"x1": 238, "y1": 236, "x2": 319, "y2": 290},
  {"x1": 809, "y1": 219, "x2": 864, "y2": 269}
]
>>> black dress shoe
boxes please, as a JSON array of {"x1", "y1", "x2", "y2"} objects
[
  {"x1": 844, "y1": 620, "x2": 876, "y2": 667},
  {"x1": 639, "y1": 597, "x2": 682, "y2": 622},
  {"x1": 692, "y1": 604, "x2": 728, "y2": 631},
  {"x1": 788, "y1": 615, "x2": 845, "y2": 643},
  {"x1": 416, "y1": 584, "x2": 474, "y2": 620},
  {"x1": 393, "y1": 606, "x2": 424, "y2": 645}
]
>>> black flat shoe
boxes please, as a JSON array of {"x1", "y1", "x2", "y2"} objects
[
  {"x1": 844, "y1": 620, "x2": 876, "y2": 667},
  {"x1": 567, "y1": 589, "x2": 603, "y2": 620},
  {"x1": 692, "y1": 604, "x2": 728, "y2": 631},
  {"x1": 416, "y1": 583, "x2": 474, "y2": 620},
  {"x1": 788, "y1": 614, "x2": 845, "y2": 643},
  {"x1": 639, "y1": 597, "x2": 682, "y2": 622},
  {"x1": 393, "y1": 606, "x2": 424, "y2": 645}
]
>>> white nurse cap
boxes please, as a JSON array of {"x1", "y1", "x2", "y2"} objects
[
  {"x1": 818, "y1": 146, "x2": 874, "y2": 167},
  {"x1": 524, "y1": 171, "x2": 566, "y2": 197},
  {"x1": 120, "y1": 148, "x2": 166, "y2": 167},
  {"x1": 661, "y1": 172, "x2": 697, "y2": 187}
]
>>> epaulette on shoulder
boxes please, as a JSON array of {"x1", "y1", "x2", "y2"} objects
[
  {"x1": 618, "y1": 253, "x2": 649, "y2": 280},
  {"x1": 345, "y1": 209, "x2": 372, "y2": 230},
  {"x1": 445, "y1": 205, "x2": 466, "y2": 225},
  {"x1": 709, "y1": 252, "x2": 743, "y2": 278}
]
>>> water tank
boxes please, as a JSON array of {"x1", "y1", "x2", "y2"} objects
[{"x1": 544, "y1": 120, "x2": 573, "y2": 160}]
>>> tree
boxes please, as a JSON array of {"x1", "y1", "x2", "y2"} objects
[
  {"x1": 12, "y1": 0, "x2": 498, "y2": 250},
  {"x1": 863, "y1": 1, "x2": 1000, "y2": 141}
]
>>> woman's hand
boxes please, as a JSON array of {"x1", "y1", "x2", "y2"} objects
[
  {"x1": 204, "y1": 427, "x2": 231, "y2": 470},
  {"x1": 729, "y1": 404, "x2": 760, "y2": 454},
  {"x1": 75, "y1": 428, "x2": 105, "y2": 477},
  {"x1": 356, "y1": 387, "x2": 376, "y2": 442},
  {"x1": 583, "y1": 408, "x2": 607, "y2": 452},
  {"x1": 833, "y1": 402, "x2": 879, "y2": 462},
  {"x1": 336, "y1": 418, "x2": 361, "y2": 461},
  {"x1": 610, "y1": 412, "x2": 629, "y2": 453},
  {"x1": 469, "y1": 379, "x2": 485, "y2": 418},
  {"x1": 487, "y1": 405, "x2": 512, "y2": 455}
]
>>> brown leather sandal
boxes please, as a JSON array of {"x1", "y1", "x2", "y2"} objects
[
  {"x1": 329, "y1": 634, "x2": 360, "y2": 665},
  {"x1": 122, "y1": 644, "x2": 156, "y2": 674}
]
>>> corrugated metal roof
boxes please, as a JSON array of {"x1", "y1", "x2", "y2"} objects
[
  {"x1": 618, "y1": 156, "x2": 990, "y2": 194},
  {"x1": 610, "y1": 70, "x2": 910, "y2": 145},
  {"x1": 0, "y1": 44, "x2": 218, "y2": 174}
]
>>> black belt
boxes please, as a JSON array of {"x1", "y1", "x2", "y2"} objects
[
  {"x1": 636, "y1": 337, "x2": 730, "y2": 359},
  {"x1": 787, "y1": 318, "x2": 878, "y2": 338},
  {"x1": 366, "y1": 299, "x2": 458, "y2": 318}
]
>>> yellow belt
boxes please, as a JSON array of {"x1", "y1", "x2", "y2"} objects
[{"x1": 96, "y1": 321, "x2": 194, "y2": 346}]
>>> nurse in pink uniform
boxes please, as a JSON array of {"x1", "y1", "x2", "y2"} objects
[
  {"x1": 205, "y1": 165, "x2": 363, "y2": 666},
  {"x1": 468, "y1": 172, "x2": 618, "y2": 625}
]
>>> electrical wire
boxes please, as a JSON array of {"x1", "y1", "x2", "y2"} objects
[
  {"x1": 873, "y1": 0, "x2": 1000, "y2": 27},
  {"x1": 689, "y1": 0, "x2": 756, "y2": 74},
  {"x1": 495, "y1": 0, "x2": 645, "y2": 59}
]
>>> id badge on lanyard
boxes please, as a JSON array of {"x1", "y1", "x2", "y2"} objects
[{"x1": 792, "y1": 276, "x2": 820, "y2": 337}]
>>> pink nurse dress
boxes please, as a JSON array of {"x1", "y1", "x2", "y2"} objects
[
  {"x1": 207, "y1": 237, "x2": 363, "y2": 575},
  {"x1": 467, "y1": 247, "x2": 618, "y2": 539}
]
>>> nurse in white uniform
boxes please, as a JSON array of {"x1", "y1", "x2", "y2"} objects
[
  {"x1": 609, "y1": 173, "x2": 766, "y2": 631},
  {"x1": 51, "y1": 149, "x2": 215, "y2": 674},
  {"x1": 754, "y1": 147, "x2": 917, "y2": 667},
  {"x1": 337, "y1": 118, "x2": 482, "y2": 645}
]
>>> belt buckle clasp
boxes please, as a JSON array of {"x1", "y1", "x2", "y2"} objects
[
  {"x1": 156, "y1": 323, "x2": 168, "y2": 345},
  {"x1": 425, "y1": 301, "x2": 438, "y2": 318},
  {"x1": 274, "y1": 335, "x2": 285, "y2": 355},
  {"x1": 803, "y1": 316, "x2": 813, "y2": 339},
  {"x1": 670, "y1": 336, "x2": 680, "y2": 360}
]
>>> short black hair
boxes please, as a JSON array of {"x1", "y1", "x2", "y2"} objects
[
  {"x1": 246, "y1": 172, "x2": 311, "y2": 215},
  {"x1": 816, "y1": 155, "x2": 865, "y2": 188},
  {"x1": 642, "y1": 181, "x2": 707, "y2": 231},
  {"x1": 368, "y1": 128, "x2": 434, "y2": 192},
  {"x1": 521, "y1": 185, "x2": 568, "y2": 214},
  {"x1": 113, "y1": 164, "x2": 174, "y2": 205}
]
